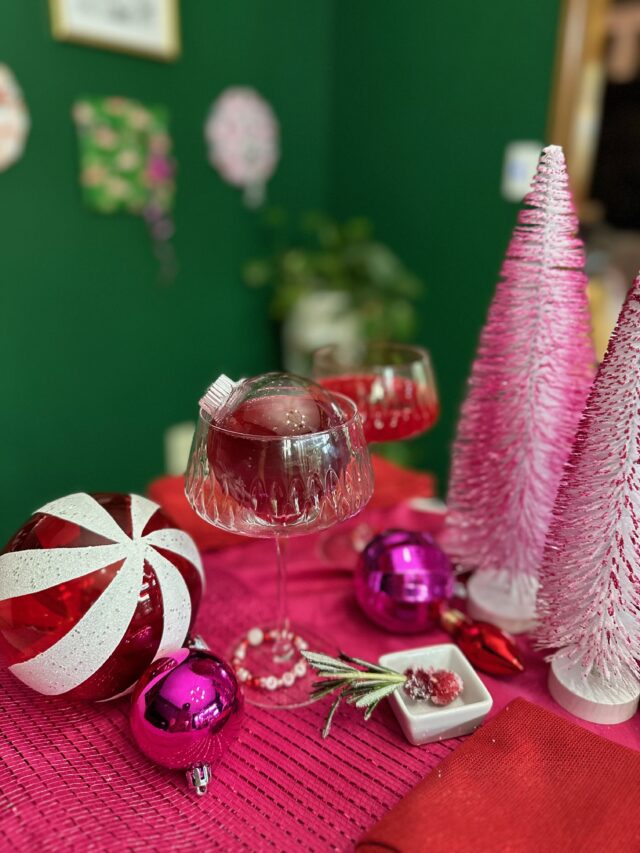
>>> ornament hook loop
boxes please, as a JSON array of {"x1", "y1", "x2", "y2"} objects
[{"x1": 187, "y1": 763, "x2": 212, "y2": 796}]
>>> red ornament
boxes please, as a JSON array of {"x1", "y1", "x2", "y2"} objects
[
  {"x1": 0, "y1": 492, "x2": 204, "y2": 701},
  {"x1": 440, "y1": 609, "x2": 524, "y2": 677}
]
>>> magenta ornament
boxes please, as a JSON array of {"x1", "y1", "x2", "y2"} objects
[
  {"x1": 130, "y1": 648, "x2": 244, "y2": 795},
  {"x1": 537, "y1": 277, "x2": 640, "y2": 724},
  {"x1": 355, "y1": 529, "x2": 455, "y2": 633},
  {"x1": 444, "y1": 145, "x2": 594, "y2": 632}
]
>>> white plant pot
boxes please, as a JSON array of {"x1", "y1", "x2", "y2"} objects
[{"x1": 281, "y1": 290, "x2": 362, "y2": 376}]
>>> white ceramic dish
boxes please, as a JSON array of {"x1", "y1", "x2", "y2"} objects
[{"x1": 379, "y1": 644, "x2": 493, "y2": 746}]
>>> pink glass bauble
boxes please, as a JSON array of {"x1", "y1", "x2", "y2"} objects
[
  {"x1": 355, "y1": 529, "x2": 455, "y2": 633},
  {"x1": 130, "y1": 648, "x2": 243, "y2": 794},
  {"x1": 206, "y1": 373, "x2": 351, "y2": 526},
  {"x1": 0, "y1": 493, "x2": 204, "y2": 701}
]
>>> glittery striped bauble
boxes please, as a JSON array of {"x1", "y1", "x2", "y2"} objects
[{"x1": 0, "y1": 493, "x2": 204, "y2": 701}]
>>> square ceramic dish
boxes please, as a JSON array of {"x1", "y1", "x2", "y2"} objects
[{"x1": 379, "y1": 644, "x2": 493, "y2": 746}]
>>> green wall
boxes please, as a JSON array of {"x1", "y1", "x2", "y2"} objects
[
  {"x1": 330, "y1": 0, "x2": 562, "y2": 491},
  {"x1": 0, "y1": 0, "x2": 562, "y2": 541},
  {"x1": 0, "y1": 1, "x2": 333, "y2": 539}
]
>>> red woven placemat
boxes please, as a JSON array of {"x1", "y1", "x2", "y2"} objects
[
  {"x1": 0, "y1": 504, "x2": 454, "y2": 852},
  {"x1": 0, "y1": 669, "x2": 461, "y2": 851},
  {"x1": 2, "y1": 502, "x2": 638, "y2": 851}
]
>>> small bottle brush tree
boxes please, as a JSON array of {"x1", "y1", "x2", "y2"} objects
[
  {"x1": 444, "y1": 145, "x2": 594, "y2": 632},
  {"x1": 536, "y1": 277, "x2": 640, "y2": 724}
]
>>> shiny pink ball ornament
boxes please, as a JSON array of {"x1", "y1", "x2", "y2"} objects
[
  {"x1": 355, "y1": 529, "x2": 455, "y2": 633},
  {"x1": 130, "y1": 648, "x2": 244, "y2": 795}
]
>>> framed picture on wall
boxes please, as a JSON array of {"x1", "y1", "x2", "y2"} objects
[{"x1": 49, "y1": 0, "x2": 181, "y2": 61}]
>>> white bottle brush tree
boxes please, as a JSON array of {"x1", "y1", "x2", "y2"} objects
[
  {"x1": 536, "y1": 277, "x2": 640, "y2": 724},
  {"x1": 444, "y1": 145, "x2": 594, "y2": 632}
]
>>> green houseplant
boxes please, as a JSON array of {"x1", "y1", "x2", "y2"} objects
[{"x1": 243, "y1": 209, "x2": 425, "y2": 372}]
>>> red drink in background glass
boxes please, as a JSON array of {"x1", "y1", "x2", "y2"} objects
[
  {"x1": 312, "y1": 343, "x2": 439, "y2": 446},
  {"x1": 319, "y1": 374, "x2": 439, "y2": 443},
  {"x1": 311, "y1": 344, "x2": 438, "y2": 570}
]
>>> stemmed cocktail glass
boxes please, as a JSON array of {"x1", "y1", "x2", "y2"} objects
[
  {"x1": 185, "y1": 372, "x2": 374, "y2": 708},
  {"x1": 312, "y1": 342, "x2": 439, "y2": 559}
]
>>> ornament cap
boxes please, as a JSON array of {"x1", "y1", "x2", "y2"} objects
[
  {"x1": 187, "y1": 763, "x2": 212, "y2": 797},
  {"x1": 199, "y1": 374, "x2": 243, "y2": 419},
  {"x1": 439, "y1": 607, "x2": 468, "y2": 633}
]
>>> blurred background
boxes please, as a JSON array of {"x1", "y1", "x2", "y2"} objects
[{"x1": 0, "y1": 0, "x2": 634, "y2": 541}]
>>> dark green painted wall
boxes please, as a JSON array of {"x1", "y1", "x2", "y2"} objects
[
  {"x1": 0, "y1": 1, "x2": 333, "y2": 539},
  {"x1": 330, "y1": 0, "x2": 562, "y2": 492},
  {"x1": 0, "y1": 0, "x2": 562, "y2": 540}
]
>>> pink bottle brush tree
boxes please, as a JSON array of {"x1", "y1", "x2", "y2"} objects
[
  {"x1": 537, "y1": 277, "x2": 640, "y2": 724},
  {"x1": 444, "y1": 145, "x2": 594, "y2": 633}
]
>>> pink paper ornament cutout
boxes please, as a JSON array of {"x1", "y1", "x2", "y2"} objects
[
  {"x1": 537, "y1": 277, "x2": 640, "y2": 724},
  {"x1": 444, "y1": 145, "x2": 594, "y2": 633},
  {"x1": 205, "y1": 87, "x2": 279, "y2": 207},
  {"x1": 0, "y1": 64, "x2": 30, "y2": 172}
]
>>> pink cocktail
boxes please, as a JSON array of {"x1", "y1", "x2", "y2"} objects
[{"x1": 206, "y1": 387, "x2": 351, "y2": 527}]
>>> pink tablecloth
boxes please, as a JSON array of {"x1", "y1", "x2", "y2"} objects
[{"x1": 1, "y1": 503, "x2": 639, "y2": 852}]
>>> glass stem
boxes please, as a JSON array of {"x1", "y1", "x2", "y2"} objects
[{"x1": 273, "y1": 537, "x2": 293, "y2": 662}]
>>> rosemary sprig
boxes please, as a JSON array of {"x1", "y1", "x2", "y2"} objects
[{"x1": 302, "y1": 650, "x2": 406, "y2": 737}]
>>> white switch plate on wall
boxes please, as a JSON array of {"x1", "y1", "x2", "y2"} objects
[{"x1": 501, "y1": 140, "x2": 543, "y2": 202}]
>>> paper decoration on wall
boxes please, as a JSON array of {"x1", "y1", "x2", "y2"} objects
[
  {"x1": 0, "y1": 64, "x2": 30, "y2": 172},
  {"x1": 73, "y1": 95, "x2": 176, "y2": 280},
  {"x1": 205, "y1": 87, "x2": 279, "y2": 208}
]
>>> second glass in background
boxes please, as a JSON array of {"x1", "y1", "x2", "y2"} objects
[{"x1": 312, "y1": 342, "x2": 439, "y2": 445}]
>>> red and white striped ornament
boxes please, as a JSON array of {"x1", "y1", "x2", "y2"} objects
[{"x1": 0, "y1": 492, "x2": 204, "y2": 701}]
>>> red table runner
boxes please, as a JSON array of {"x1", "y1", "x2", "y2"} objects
[{"x1": 1, "y1": 501, "x2": 639, "y2": 851}]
